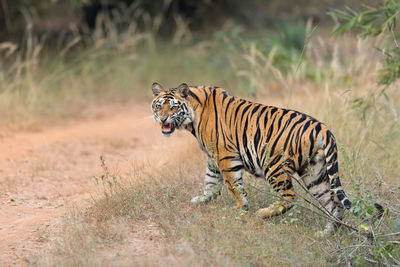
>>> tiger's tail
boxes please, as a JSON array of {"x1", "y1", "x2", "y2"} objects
[
  {"x1": 323, "y1": 131, "x2": 352, "y2": 210},
  {"x1": 323, "y1": 132, "x2": 384, "y2": 217}
]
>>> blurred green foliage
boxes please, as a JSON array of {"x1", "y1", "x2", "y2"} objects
[
  {"x1": 331, "y1": 0, "x2": 400, "y2": 88},
  {"x1": 0, "y1": 0, "x2": 379, "y2": 42}
]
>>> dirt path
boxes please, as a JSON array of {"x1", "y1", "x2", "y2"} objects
[{"x1": 0, "y1": 104, "x2": 195, "y2": 265}]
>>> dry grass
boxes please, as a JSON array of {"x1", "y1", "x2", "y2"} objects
[
  {"x1": 0, "y1": 18, "x2": 239, "y2": 131},
  {"x1": 31, "y1": 130, "x2": 399, "y2": 266}
]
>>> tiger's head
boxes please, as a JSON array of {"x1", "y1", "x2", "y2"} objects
[{"x1": 151, "y1": 82, "x2": 193, "y2": 137}]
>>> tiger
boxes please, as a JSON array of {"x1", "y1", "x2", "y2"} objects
[{"x1": 151, "y1": 82, "x2": 354, "y2": 235}]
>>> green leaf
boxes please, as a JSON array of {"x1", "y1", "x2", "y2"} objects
[
  {"x1": 340, "y1": 16, "x2": 357, "y2": 32},
  {"x1": 331, "y1": 8, "x2": 353, "y2": 19},
  {"x1": 366, "y1": 206, "x2": 373, "y2": 215},
  {"x1": 333, "y1": 1, "x2": 400, "y2": 87}
]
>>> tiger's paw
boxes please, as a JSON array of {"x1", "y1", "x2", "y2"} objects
[
  {"x1": 256, "y1": 208, "x2": 273, "y2": 219},
  {"x1": 190, "y1": 193, "x2": 214, "y2": 204},
  {"x1": 256, "y1": 206, "x2": 287, "y2": 218},
  {"x1": 256, "y1": 201, "x2": 293, "y2": 218}
]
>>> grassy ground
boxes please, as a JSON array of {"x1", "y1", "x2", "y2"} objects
[
  {"x1": 2, "y1": 20, "x2": 399, "y2": 265},
  {"x1": 32, "y1": 130, "x2": 400, "y2": 266}
]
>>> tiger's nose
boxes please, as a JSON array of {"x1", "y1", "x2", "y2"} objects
[{"x1": 160, "y1": 117, "x2": 167, "y2": 123}]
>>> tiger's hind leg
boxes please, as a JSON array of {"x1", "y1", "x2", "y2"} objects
[
  {"x1": 191, "y1": 156, "x2": 224, "y2": 204},
  {"x1": 302, "y1": 148, "x2": 344, "y2": 236},
  {"x1": 257, "y1": 165, "x2": 296, "y2": 218}
]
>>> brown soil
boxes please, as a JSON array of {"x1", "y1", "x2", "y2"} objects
[{"x1": 0, "y1": 104, "x2": 194, "y2": 266}]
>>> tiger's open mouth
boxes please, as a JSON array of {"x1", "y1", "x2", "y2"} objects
[{"x1": 161, "y1": 123, "x2": 175, "y2": 136}]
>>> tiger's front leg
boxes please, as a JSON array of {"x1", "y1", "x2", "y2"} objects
[
  {"x1": 191, "y1": 157, "x2": 224, "y2": 204},
  {"x1": 218, "y1": 157, "x2": 249, "y2": 211}
]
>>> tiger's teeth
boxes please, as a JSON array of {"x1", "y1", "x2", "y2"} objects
[{"x1": 161, "y1": 123, "x2": 174, "y2": 134}]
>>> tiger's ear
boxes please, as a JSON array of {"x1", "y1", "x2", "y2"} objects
[
  {"x1": 177, "y1": 83, "x2": 189, "y2": 98},
  {"x1": 152, "y1": 82, "x2": 164, "y2": 96}
]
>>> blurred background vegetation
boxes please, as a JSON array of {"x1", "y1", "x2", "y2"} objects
[
  {"x1": 0, "y1": 0, "x2": 378, "y2": 41},
  {"x1": 0, "y1": 0, "x2": 397, "y2": 128}
]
